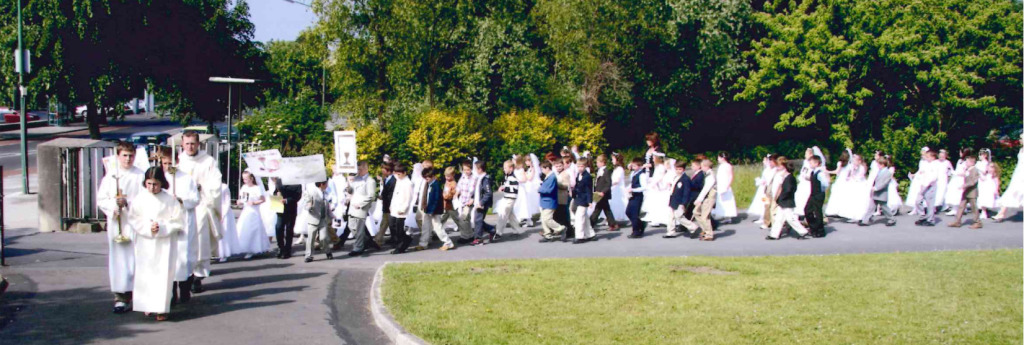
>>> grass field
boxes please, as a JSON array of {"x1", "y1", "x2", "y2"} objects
[{"x1": 383, "y1": 250, "x2": 1023, "y2": 345}]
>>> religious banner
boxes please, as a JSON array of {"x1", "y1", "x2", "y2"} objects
[
  {"x1": 333, "y1": 131, "x2": 358, "y2": 174},
  {"x1": 277, "y1": 154, "x2": 327, "y2": 185},
  {"x1": 241, "y1": 149, "x2": 283, "y2": 177}
]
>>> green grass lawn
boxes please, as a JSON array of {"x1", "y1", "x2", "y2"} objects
[{"x1": 383, "y1": 250, "x2": 1022, "y2": 345}]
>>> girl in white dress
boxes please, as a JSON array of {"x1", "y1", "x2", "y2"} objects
[
  {"x1": 712, "y1": 152, "x2": 738, "y2": 221},
  {"x1": 944, "y1": 148, "x2": 973, "y2": 214},
  {"x1": 512, "y1": 155, "x2": 532, "y2": 225},
  {"x1": 884, "y1": 155, "x2": 903, "y2": 214},
  {"x1": 747, "y1": 155, "x2": 773, "y2": 222},
  {"x1": 839, "y1": 154, "x2": 871, "y2": 221},
  {"x1": 610, "y1": 153, "x2": 628, "y2": 221},
  {"x1": 935, "y1": 150, "x2": 954, "y2": 212},
  {"x1": 524, "y1": 154, "x2": 542, "y2": 223},
  {"x1": 642, "y1": 155, "x2": 671, "y2": 226},
  {"x1": 794, "y1": 148, "x2": 815, "y2": 216},
  {"x1": 236, "y1": 171, "x2": 270, "y2": 259},
  {"x1": 218, "y1": 183, "x2": 239, "y2": 262},
  {"x1": 905, "y1": 147, "x2": 929, "y2": 215},
  {"x1": 977, "y1": 163, "x2": 1000, "y2": 219},
  {"x1": 994, "y1": 143, "x2": 1024, "y2": 221},
  {"x1": 824, "y1": 150, "x2": 851, "y2": 217}
]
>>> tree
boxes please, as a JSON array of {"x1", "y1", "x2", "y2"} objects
[{"x1": 736, "y1": 0, "x2": 1022, "y2": 158}]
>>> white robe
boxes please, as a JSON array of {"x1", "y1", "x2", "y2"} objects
[
  {"x1": 129, "y1": 190, "x2": 183, "y2": 314},
  {"x1": 610, "y1": 166, "x2": 627, "y2": 221},
  {"x1": 177, "y1": 151, "x2": 223, "y2": 278},
  {"x1": 713, "y1": 163, "x2": 738, "y2": 218},
  {"x1": 219, "y1": 184, "x2": 239, "y2": 258},
  {"x1": 998, "y1": 148, "x2": 1024, "y2": 208},
  {"x1": 97, "y1": 166, "x2": 144, "y2": 293},
  {"x1": 747, "y1": 166, "x2": 774, "y2": 218},
  {"x1": 165, "y1": 170, "x2": 199, "y2": 282},
  {"x1": 236, "y1": 184, "x2": 271, "y2": 254},
  {"x1": 513, "y1": 168, "x2": 531, "y2": 222}
]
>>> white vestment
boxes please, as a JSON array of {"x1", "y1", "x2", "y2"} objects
[
  {"x1": 97, "y1": 166, "x2": 144, "y2": 293},
  {"x1": 177, "y1": 151, "x2": 223, "y2": 278},
  {"x1": 165, "y1": 170, "x2": 199, "y2": 282},
  {"x1": 130, "y1": 190, "x2": 183, "y2": 314}
]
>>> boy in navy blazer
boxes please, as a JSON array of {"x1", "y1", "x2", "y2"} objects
[
  {"x1": 571, "y1": 157, "x2": 595, "y2": 243},
  {"x1": 665, "y1": 160, "x2": 698, "y2": 238},
  {"x1": 414, "y1": 168, "x2": 454, "y2": 251}
]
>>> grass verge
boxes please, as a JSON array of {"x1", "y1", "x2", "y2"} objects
[{"x1": 383, "y1": 250, "x2": 1022, "y2": 345}]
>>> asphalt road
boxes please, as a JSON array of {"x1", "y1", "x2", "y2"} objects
[
  {"x1": 0, "y1": 113, "x2": 183, "y2": 175},
  {"x1": 1, "y1": 167, "x2": 1020, "y2": 345}
]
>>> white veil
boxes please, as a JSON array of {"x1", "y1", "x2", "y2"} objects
[
  {"x1": 529, "y1": 153, "x2": 541, "y2": 181},
  {"x1": 811, "y1": 146, "x2": 826, "y2": 167},
  {"x1": 246, "y1": 168, "x2": 278, "y2": 234}
]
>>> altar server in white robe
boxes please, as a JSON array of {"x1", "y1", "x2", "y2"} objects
[
  {"x1": 129, "y1": 167, "x2": 183, "y2": 321},
  {"x1": 154, "y1": 146, "x2": 199, "y2": 303},
  {"x1": 176, "y1": 130, "x2": 223, "y2": 294},
  {"x1": 98, "y1": 142, "x2": 145, "y2": 314}
]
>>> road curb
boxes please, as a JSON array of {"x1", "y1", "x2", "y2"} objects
[{"x1": 371, "y1": 262, "x2": 430, "y2": 345}]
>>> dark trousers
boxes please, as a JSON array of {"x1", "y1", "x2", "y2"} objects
[
  {"x1": 804, "y1": 195, "x2": 825, "y2": 237},
  {"x1": 275, "y1": 211, "x2": 297, "y2": 255},
  {"x1": 557, "y1": 203, "x2": 574, "y2": 239},
  {"x1": 627, "y1": 193, "x2": 645, "y2": 236},
  {"x1": 590, "y1": 198, "x2": 615, "y2": 226},
  {"x1": 472, "y1": 208, "x2": 495, "y2": 239},
  {"x1": 390, "y1": 217, "x2": 412, "y2": 252}
]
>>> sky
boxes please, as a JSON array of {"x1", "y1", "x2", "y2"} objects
[{"x1": 247, "y1": 0, "x2": 318, "y2": 43}]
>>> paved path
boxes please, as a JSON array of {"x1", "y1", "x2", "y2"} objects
[{"x1": 1, "y1": 172, "x2": 1021, "y2": 344}]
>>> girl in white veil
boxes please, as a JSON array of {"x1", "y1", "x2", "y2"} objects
[
  {"x1": 235, "y1": 170, "x2": 271, "y2": 259},
  {"x1": 404, "y1": 163, "x2": 424, "y2": 230},
  {"x1": 525, "y1": 153, "x2": 542, "y2": 224},
  {"x1": 609, "y1": 153, "x2": 628, "y2": 221},
  {"x1": 218, "y1": 183, "x2": 239, "y2": 262},
  {"x1": 512, "y1": 155, "x2": 532, "y2": 224},
  {"x1": 257, "y1": 174, "x2": 278, "y2": 242}
]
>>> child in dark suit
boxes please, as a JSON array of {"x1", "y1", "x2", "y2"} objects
[{"x1": 571, "y1": 157, "x2": 595, "y2": 243}]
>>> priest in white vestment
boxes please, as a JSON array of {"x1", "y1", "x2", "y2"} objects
[{"x1": 176, "y1": 131, "x2": 223, "y2": 293}]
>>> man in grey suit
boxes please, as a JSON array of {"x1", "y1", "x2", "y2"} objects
[
  {"x1": 347, "y1": 161, "x2": 380, "y2": 256},
  {"x1": 303, "y1": 181, "x2": 332, "y2": 262},
  {"x1": 860, "y1": 156, "x2": 896, "y2": 226}
]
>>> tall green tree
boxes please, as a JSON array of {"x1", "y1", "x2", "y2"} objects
[{"x1": 736, "y1": 0, "x2": 1022, "y2": 159}]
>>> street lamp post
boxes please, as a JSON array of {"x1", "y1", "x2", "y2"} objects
[
  {"x1": 208, "y1": 77, "x2": 255, "y2": 189},
  {"x1": 16, "y1": 0, "x2": 28, "y2": 194}
]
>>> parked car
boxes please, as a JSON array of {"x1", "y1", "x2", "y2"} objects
[
  {"x1": 127, "y1": 132, "x2": 171, "y2": 146},
  {"x1": 994, "y1": 125, "x2": 1022, "y2": 149},
  {"x1": 1, "y1": 111, "x2": 41, "y2": 123}
]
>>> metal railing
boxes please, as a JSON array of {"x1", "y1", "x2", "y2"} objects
[{"x1": 59, "y1": 146, "x2": 112, "y2": 229}]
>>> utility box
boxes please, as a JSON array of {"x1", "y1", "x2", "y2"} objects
[{"x1": 37, "y1": 138, "x2": 116, "y2": 233}]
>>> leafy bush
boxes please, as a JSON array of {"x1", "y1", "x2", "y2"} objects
[
  {"x1": 488, "y1": 109, "x2": 557, "y2": 161},
  {"x1": 237, "y1": 97, "x2": 329, "y2": 157},
  {"x1": 406, "y1": 109, "x2": 488, "y2": 167},
  {"x1": 554, "y1": 117, "x2": 608, "y2": 154}
]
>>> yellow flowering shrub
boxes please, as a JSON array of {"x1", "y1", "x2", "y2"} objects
[{"x1": 406, "y1": 109, "x2": 487, "y2": 166}]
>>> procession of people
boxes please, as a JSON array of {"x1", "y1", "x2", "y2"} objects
[{"x1": 98, "y1": 130, "x2": 1024, "y2": 321}]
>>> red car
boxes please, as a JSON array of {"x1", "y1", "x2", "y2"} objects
[{"x1": 2, "y1": 111, "x2": 40, "y2": 123}]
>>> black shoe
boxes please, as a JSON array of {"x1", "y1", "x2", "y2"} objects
[
  {"x1": 325, "y1": 253, "x2": 333, "y2": 260},
  {"x1": 858, "y1": 221, "x2": 869, "y2": 226},
  {"x1": 920, "y1": 221, "x2": 935, "y2": 227},
  {"x1": 539, "y1": 237, "x2": 553, "y2": 243},
  {"x1": 276, "y1": 252, "x2": 284, "y2": 259},
  {"x1": 348, "y1": 250, "x2": 364, "y2": 257},
  {"x1": 765, "y1": 236, "x2": 779, "y2": 240},
  {"x1": 914, "y1": 219, "x2": 925, "y2": 225},
  {"x1": 491, "y1": 233, "x2": 502, "y2": 242},
  {"x1": 812, "y1": 233, "x2": 826, "y2": 238},
  {"x1": 113, "y1": 305, "x2": 128, "y2": 314},
  {"x1": 886, "y1": 221, "x2": 897, "y2": 227},
  {"x1": 304, "y1": 256, "x2": 314, "y2": 263},
  {"x1": 572, "y1": 239, "x2": 586, "y2": 244},
  {"x1": 627, "y1": 234, "x2": 641, "y2": 239},
  {"x1": 390, "y1": 248, "x2": 406, "y2": 255},
  {"x1": 796, "y1": 234, "x2": 812, "y2": 240},
  {"x1": 283, "y1": 253, "x2": 292, "y2": 259},
  {"x1": 456, "y1": 237, "x2": 473, "y2": 245},
  {"x1": 191, "y1": 279, "x2": 205, "y2": 294}
]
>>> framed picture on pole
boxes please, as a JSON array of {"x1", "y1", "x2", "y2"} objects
[{"x1": 334, "y1": 131, "x2": 357, "y2": 174}]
